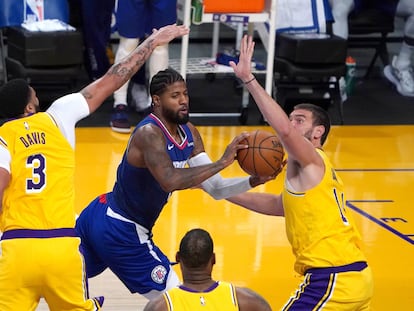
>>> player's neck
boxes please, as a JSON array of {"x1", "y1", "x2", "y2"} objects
[
  {"x1": 182, "y1": 273, "x2": 216, "y2": 291},
  {"x1": 152, "y1": 113, "x2": 182, "y2": 142}
]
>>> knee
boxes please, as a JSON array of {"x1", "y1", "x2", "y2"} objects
[
  {"x1": 330, "y1": 0, "x2": 354, "y2": 20},
  {"x1": 118, "y1": 37, "x2": 140, "y2": 54}
]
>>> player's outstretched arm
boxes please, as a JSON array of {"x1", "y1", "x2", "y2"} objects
[
  {"x1": 230, "y1": 35, "x2": 316, "y2": 165},
  {"x1": 130, "y1": 124, "x2": 250, "y2": 193},
  {"x1": 227, "y1": 192, "x2": 284, "y2": 216},
  {"x1": 186, "y1": 126, "x2": 274, "y2": 199},
  {"x1": 81, "y1": 24, "x2": 189, "y2": 113}
]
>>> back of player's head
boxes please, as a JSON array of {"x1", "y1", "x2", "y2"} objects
[
  {"x1": 294, "y1": 103, "x2": 331, "y2": 145},
  {"x1": 178, "y1": 228, "x2": 214, "y2": 268},
  {"x1": 149, "y1": 68, "x2": 185, "y2": 97},
  {"x1": 0, "y1": 79, "x2": 31, "y2": 118}
]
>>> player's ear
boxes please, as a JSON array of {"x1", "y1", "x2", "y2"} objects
[
  {"x1": 314, "y1": 125, "x2": 325, "y2": 139},
  {"x1": 152, "y1": 95, "x2": 161, "y2": 107},
  {"x1": 211, "y1": 253, "x2": 216, "y2": 265},
  {"x1": 175, "y1": 252, "x2": 180, "y2": 263}
]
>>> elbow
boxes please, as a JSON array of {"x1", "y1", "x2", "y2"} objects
[
  {"x1": 201, "y1": 184, "x2": 228, "y2": 200},
  {"x1": 159, "y1": 181, "x2": 176, "y2": 193},
  {"x1": 157, "y1": 175, "x2": 177, "y2": 192},
  {"x1": 206, "y1": 188, "x2": 227, "y2": 200},
  {"x1": 158, "y1": 174, "x2": 189, "y2": 193}
]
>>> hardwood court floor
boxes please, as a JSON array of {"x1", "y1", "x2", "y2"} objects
[{"x1": 36, "y1": 125, "x2": 414, "y2": 310}]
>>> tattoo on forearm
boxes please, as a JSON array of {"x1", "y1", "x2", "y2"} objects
[{"x1": 108, "y1": 38, "x2": 156, "y2": 81}]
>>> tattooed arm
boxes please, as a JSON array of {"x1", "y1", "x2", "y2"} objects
[{"x1": 81, "y1": 24, "x2": 189, "y2": 113}]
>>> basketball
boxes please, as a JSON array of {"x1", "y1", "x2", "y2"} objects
[{"x1": 236, "y1": 130, "x2": 285, "y2": 177}]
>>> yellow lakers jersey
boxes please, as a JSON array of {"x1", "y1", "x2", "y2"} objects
[
  {"x1": 283, "y1": 148, "x2": 366, "y2": 275},
  {"x1": 0, "y1": 113, "x2": 76, "y2": 231},
  {"x1": 163, "y1": 281, "x2": 239, "y2": 311}
]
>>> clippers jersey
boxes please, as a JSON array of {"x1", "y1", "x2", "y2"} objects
[
  {"x1": 283, "y1": 148, "x2": 366, "y2": 275},
  {"x1": 112, "y1": 113, "x2": 194, "y2": 230},
  {"x1": 163, "y1": 282, "x2": 239, "y2": 311},
  {"x1": 0, "y1": 113, "x2": 75, "y2": 232}
]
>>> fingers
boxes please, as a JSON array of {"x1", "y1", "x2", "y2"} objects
[
  {"x1": 231, "y1": 132, "x2": 248, "y2": 144},
  {"x1": 240, "y1": 35, "x2": 254, "y2": 55},
  {"x1": 234, "y1": 134, "x2": 249, "y2": 150}
]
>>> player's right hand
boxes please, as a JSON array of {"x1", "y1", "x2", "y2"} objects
[{"x1": 219, "y1": 132, "x2": 250, "y2": 168}]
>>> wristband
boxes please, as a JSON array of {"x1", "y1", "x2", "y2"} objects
[{"x1": 243, "y1": 76, "x2": 256, "y2": 85}]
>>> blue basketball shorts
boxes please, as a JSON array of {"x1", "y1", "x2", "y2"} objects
[
  {"x1": 115, "y1": 0, "x2": 177, "y2": 38},
  {"x1": 75, "y1": 194, "x2": 177, "y2": 295}
]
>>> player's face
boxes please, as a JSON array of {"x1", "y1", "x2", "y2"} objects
[
  {"x1": 159, "y1": 81, "x2": 189, "y2": 124},
  {"x1": 289, "y1": 109, "x2": 315, "y2": 141}
]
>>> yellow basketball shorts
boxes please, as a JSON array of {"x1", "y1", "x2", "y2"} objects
[
  {"x1": 0, "y1": 229, "x2": 102, "y2": 311},
  {"x1": 281, "y1": 262, "x2": 374, "y2": 311}
]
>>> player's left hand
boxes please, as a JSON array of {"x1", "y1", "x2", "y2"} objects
[
  {"x1": 249, "y1": 175, "x2": 275, "y2": 187},
  {"x1": 249, "y1": 159, "x2": 287, "y2": 187}
]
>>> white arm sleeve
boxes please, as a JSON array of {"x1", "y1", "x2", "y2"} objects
[
  {"x1": 46, "y1": 93, "x2": 89, "y2": 149},
  {"x1": 187, "y1": 152, "x2": 252, "y2": 200},
  {"x1": 0, "y1": 144, "x2": 11, "y2": 173}
]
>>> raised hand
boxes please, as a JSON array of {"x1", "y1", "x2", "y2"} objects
[
  {"x1": 249, "y1": 175, "x2": 276, "y2": 187},
  {"x1": 150, "y1": 24, "x2": 190, "y2": 46},
  {"x1": 229, "y1": 35, "x2": 255, "y2": 83},
  {"x1": 248, "y1": 159, "x2": 286, "y2": 187}
]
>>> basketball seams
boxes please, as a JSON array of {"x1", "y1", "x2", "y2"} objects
[
  {"x1": 257, "y1": 149, "x2": 282, "y2": 172},
  {"x1": 236, "y1": 130, "x2": 285, "y2": 177},
  {"x1": 258, "y1": 136, "x2": 284, "y2": 173}
]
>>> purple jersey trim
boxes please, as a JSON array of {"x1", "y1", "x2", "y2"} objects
[
  {"x1": 306, "y1": 261, "x2": 367, "y2": 274},
  {"x1": 179, "y1": 281, "x2": 220, "y2": 293},
  {"x1": 1, "y1": 228, "x2": 77, "y2": 240}
]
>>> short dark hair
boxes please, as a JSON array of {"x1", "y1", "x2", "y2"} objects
[
  {"x1": 294, "y1": 103, "x2": 331, "y2": 145},
  {"x1": 149, "y1": 68, "x2": 184, "y2": 97},
  {"x1": 0, "y1": 79, "x2": 31, "y2": 118},
  {"x1": 178, "y1": 228, "x2": 214, "y2": 268}
]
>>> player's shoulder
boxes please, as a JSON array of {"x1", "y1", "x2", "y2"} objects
[
  {"x1": 185, "y1": 121, "x2": 196, "y2": 130},
  {"x1": 235, "y1": 286, "x2": 272, "y2": 311},
  {"x1": 135, "y1": 121, "x2": 163, "y2": 138},
  {"x1": 143, "y1": 293, "x2": 168, "y2": 311},
  {"x1": 185, "y1": 121, "x2": 201, "y2": 138}
]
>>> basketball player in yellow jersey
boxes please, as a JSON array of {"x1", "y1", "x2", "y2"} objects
[
  {"x1": 143, "y1": 228, "x2": 272, "y2": 311},
  {"x1": 0, "y1": 24, "x2": 189, "y2": 311},
  {"x1": 227, "y1": 35, "x2": 374, "y2": 310}
]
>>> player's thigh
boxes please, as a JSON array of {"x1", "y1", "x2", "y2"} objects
[
  {"x1": 312, "y1": 268, "x2": 373, "y2": 311},
  {"x1": 148, "y1": 0, "x2": 177, "y2": 29},
  {"x1": 106, "y1": 233, "x2": 174, "y2": 294},
  {"x1": 0, "y1": 239, "x2": 44, "y2": 310},
  {"x1": 327, "y1": 267, "x2": 374, "y2": 310},
  {"x1": 282, "y1": 267, "x2": 373, "y2": 311},
  {"x1": 42, "y1": 237, "x2": 99, "y2": 311},
  {"x1": 115, "y1": 0, "x2": 146, "y2": 38}
]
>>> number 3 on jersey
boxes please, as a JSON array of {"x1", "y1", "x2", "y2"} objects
[{"x1": 26, "y1": 153, "x2": 46, "y2": 193}]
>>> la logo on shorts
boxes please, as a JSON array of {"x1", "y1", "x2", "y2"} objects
[{"x1": 151, "y1": 265, "x2": 167, "y2": 284}]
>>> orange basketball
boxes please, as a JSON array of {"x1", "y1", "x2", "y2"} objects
[{"x1": 236, "y1": 130, "x2": 285, "y2": 177}]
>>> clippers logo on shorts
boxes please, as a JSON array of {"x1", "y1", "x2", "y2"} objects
[{"x1": 151, "y1": 265, "x2": 167, "y2": 284}]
